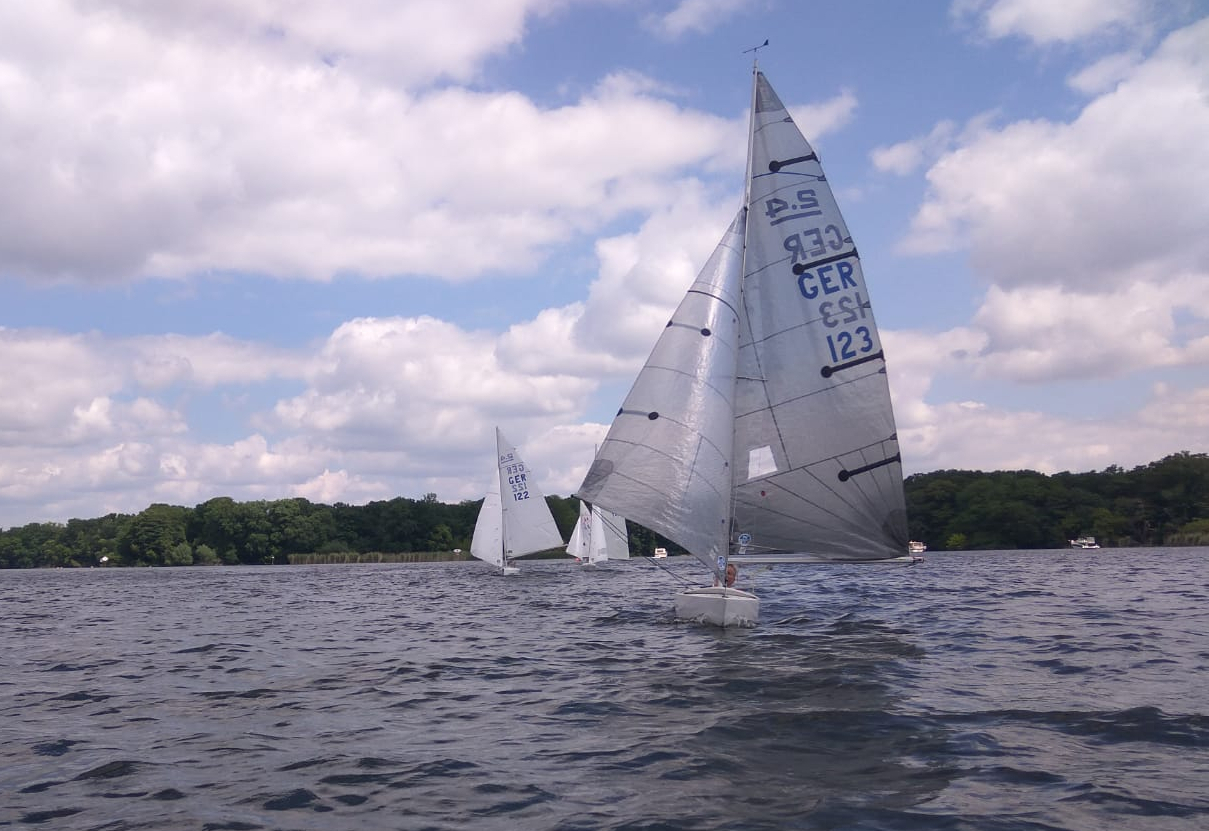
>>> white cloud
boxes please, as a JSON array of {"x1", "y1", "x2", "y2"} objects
[
  {"x1": 903, "y1": 19, "x2": 1209, "y2": 297},
  {"x1": 292, "y1": 467, "x2": 386, "y2": 505},
  {"x1": 872, "y1": 121, "x2": 958, "y2": 176},
  {"x1": 953, "y1": 0, "x2": 1153, "y2": 45},
  {"x1": 866, "y1": 320, "x2": 1209, "y2": 478},
  {"x1": 646, "y1": 0, "x2": 751, "y2": 39},
  {"x1": 882, "y1": 326, "x2": 988, "y2": 426},
  {"x1": 0, "y1": 2, "x2": 741, "y2": 285},
  {"x1": 63, "y1": 0, "x2": 552, "y2": 86},
  {"x1": 901, "y1": 384, "x2": 1208, "y2": 476},
  {"x1": 789, "y1": 91, "x2": 859, "y2": 145},
  {"x1": 1067, "y1": 50, "x2": 1143, "y2": 94},
  {"x1": 971, "y1": 278, "x2": 1209, "y2": 382},
  {"x1": 271, "y1": 315, "x2": 595, "y2": 461}
]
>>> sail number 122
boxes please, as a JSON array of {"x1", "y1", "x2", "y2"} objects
[{"x1": 504, "y1": 463, "x2": 530, "y2": 501}]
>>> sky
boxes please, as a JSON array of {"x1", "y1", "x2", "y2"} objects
[{"x1": 2, "y1": 0, "x2": 1208, "y2": 529}]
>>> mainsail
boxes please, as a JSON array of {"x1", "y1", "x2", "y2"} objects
[
  {"x1": 731, "y1": 72, "x2": 908, "y2": 560},
  {"x1": 577, "y1": 67, "x2": 907, "y2": 579}
]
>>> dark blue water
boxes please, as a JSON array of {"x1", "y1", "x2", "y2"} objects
[{"x1": 2, "y1": 548, "x2": 1207, "y2": 830}]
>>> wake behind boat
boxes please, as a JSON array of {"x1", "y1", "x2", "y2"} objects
[
  {"x1": 470, "y1": 427, "x2": 564, "y2": 574},
  {"x1": 577, "y1": 65, "x2": 911, "y2": 627}
]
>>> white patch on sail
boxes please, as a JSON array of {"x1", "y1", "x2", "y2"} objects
[{"x1": 747, "y1": 446, "x2": 777, "y2": 479}]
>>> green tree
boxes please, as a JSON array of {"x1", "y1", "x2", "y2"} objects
[
  {"x1": 194, "y1": 544, "x2": 221, "y2": 565},
  {"x1": 945, "y1": 533, "x2": 968, "y2": 550},
  {"x1": 425, "y1": 523, "x2": 455, "y2": 551},
  {"x1": 165, "y1": 541, "x2": 194, "y2": 566},
  {"x1": 118, "y1": 504, "x2": 189, "y2": 566}
]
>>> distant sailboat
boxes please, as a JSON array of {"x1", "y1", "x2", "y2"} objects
[
  {"x1": 567, "y1": 502, "x2": 630, "y2": 565},
  {"x1": 577, "y1": 66, "x2": 912, "y2": 626},
  {"x1": 470, "y1": 428, "x2": 564, "y2": 575}
]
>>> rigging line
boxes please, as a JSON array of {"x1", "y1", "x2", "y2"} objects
[
  {"x1": 644, "y1": 554, "x2": 696, "y2": 586},
  {"x1": 736, "y1": 480, "x2": 875, "y2": 539}
]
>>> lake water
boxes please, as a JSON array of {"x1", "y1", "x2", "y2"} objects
[{"x1": 2, "y1": 548, "x2": 1207, "y2": 830}]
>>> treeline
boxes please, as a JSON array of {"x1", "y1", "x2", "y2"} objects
[
  {"x1": 3, "y1": 452, "x2": 1207, "y2": 568},
  {"x1": 0, "y1": 492, "x2": 670, "y2": 569},
  {"x1": 906, "y1": 451, "x2": 1209, "y2": 550}
]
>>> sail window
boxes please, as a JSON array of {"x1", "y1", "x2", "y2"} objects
[{"x1": 747, "y1": 446, "x2": 778, "y2": 479}]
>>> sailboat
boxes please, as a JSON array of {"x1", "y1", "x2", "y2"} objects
[
  {"x1": 576, "y1": 66, "x2": 911, "y2": 627},
  {"x1": 470, "y1": 427, "x2": 564, "y2": 575},
  {"x1": 566, "y1": 502, "x2": 630, "y2": 565}
]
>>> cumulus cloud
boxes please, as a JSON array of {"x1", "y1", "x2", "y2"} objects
[
  {"x1": 886, "y1": 17, "x2": 1209, "y2": 414},
  {"x1": 872, "y1": 121, "x2": 959, "y2": 176},
  {"x1": 645, "y1": 0, "x2": 751, "y2": 39},
  {"x1": 903, "y1": 19, "x2": 1209, "y2": 296},
  {"x1": 953, "y1": 0, "x2": 1153, "y2": 45},
  {"x1": 0, "y1": 2, "x2": 740, "y2": 285},
  {"x1": 901, "y1": 383, "x2": 1208, "y2": 476},
  {"x1": 1067, "y1": 50, "x2": 1143, "y2": 94},
  {"x1": 60, "y1": 0, "x2": 549, "y2": 86},
  {"x1": 971, "y1": 277, "x2": 1209, "y2": 382}
]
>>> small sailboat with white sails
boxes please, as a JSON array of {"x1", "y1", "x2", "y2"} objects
[
  {"x1": 470, "y1": 427, "x2": 564, "y2": 575},
  {"x1": 576, "y1": 64, "x2": 913, "y2": 627},
  {"x1": 567, "y1": 502, "x2": 630, "y2": 565}
]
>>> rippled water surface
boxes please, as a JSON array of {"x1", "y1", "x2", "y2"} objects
[{"x1": 2, "y1": 548, "x2": 1207, "y2": 830}]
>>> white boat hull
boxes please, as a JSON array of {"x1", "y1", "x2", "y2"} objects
[
  {"x1": 674, "y1": 586, "x2": 759, "y2": 628},
  {"x1": 727, "y1": 553, "x2": 923, "y2": 565},
  {"x1": 501, "y1": 565, "x2": 521, "y2": 576}
]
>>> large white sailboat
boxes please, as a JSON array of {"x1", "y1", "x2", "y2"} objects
[
  {"x1": 576, "y1": 66, "x2": 911, "y2": 627},
  {"x1": 566, "y1": 502, "x2": 630, "y2": 565},
  {"x1": 470, "y1": 428, "x2": 564, "y2": 575}
]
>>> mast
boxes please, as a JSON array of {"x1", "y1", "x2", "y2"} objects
[
  {"x1": 720, "y1": 58, "x2": 762, "y2": 573},
  {"x1": 496, "y1": 428, "x2": 509, "y2": 567}
]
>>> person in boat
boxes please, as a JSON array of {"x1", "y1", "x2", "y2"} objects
[{"x1": 714, "y1": 562, "x2": 737, "y2": 588}]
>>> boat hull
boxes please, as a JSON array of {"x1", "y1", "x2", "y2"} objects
[
  {"x1": 726, "y1": 554, "x2": 923, "y2": 565},
  {"x1": 674, "y1": 586, "x2": 759, "y2": 628},
  {"x1": 501, "y1": 565, "x2": 521, "y2": 576}
]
